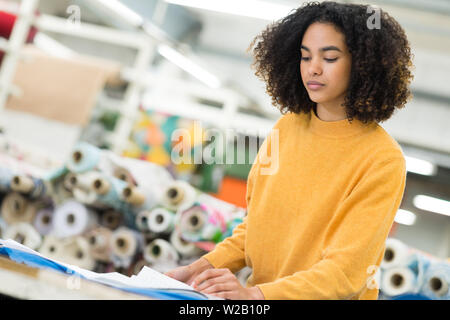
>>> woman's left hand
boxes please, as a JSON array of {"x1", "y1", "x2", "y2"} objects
[{"x1": 192, "y1": 268, "x2": 264, "y2": 300}]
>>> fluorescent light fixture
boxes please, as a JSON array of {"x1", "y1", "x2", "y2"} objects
[
  {"x1": 413, "y1": 195, "x2": 450, "y2": 217},
  {"x1": 33, "y1": 33, "x2": 77, "y2": 59},
  {"x1": 394, "y1": 209, "x2": 416, "y2": 226},
  {"x1": 95, "y1": 0, "x2": 144, "y2": 27},
  {"x1": 405, "y1": 156, "x2": 437, "y2": 176},
  {"x1": 165, "y1": 0, "x2": 294, "y2": 21},
  {"x1": 157, "y1": 44, "x2": 222, "y2": 89}
]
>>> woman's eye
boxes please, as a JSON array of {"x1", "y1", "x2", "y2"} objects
[{"x1": 301, "y1": 57, "x2": 338, "y2": 62}]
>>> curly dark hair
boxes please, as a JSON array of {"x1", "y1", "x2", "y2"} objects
[{"x1": 248, "y1": 1, "x2": 414, "y2": 124}]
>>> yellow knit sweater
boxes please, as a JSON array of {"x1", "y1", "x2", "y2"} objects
[{"x1": 202, "y1": 109, "x2": 407, "y2": 300}]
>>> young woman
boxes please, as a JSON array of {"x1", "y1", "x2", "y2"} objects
[{"x1": 166, "y1": 1, "x2": 414, "y2": 300}]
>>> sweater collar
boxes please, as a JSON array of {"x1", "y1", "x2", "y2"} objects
[{"x1": 307, "y1": 107, "x2": 376, "y2": 138}]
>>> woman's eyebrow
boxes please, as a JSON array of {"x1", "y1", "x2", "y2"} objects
[{"x1": 300, "y1": 45, "x2": 342, "y2": 52}]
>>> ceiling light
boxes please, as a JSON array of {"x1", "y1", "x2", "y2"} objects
[
  {"x1": 405, "y1": 156, "x2": 437, "y2": 176},
  {"x1": 165, "y1": 0, "x2": 295, "y2": 21},
  {"x1": 394, "y1": 209, "x2": 416, "y2": 226},
  {"x1": 413, "y1": 195, "x2": 450, "y2": 217},
  {"x1": 157, "y1": 44, "x2": 222, "y2": 89}
]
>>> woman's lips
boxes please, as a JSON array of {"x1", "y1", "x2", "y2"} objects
[{"x1": 307, "y1": 82, "x2": 325, "y2": 90}]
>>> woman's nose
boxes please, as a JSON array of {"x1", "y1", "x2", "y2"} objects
[{"x1": 309, "y1": 58, "x2": 322, "y2": 76}]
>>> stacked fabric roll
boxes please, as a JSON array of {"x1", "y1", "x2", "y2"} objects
[
  {"x1": 0, "y1": 142, "x2": 246, "y2": 277},
  {"x1": 379, "y1": 238, "x2": 450, "y2": 300}
]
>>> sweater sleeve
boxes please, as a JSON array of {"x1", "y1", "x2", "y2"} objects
[
  {"x1": 201, "y1": 149, "x2": 260, "y2": 273},
  {"x1": 257, "y1": 157, "x2": 407, "y2": 300}
]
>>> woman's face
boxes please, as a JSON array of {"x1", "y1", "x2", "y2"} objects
[{"x1": 300, "y1": 22, "x2": 352, "y2": 106}]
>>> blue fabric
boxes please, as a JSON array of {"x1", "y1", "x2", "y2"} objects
[
  {"x1": 0, "y1": 245, "x2": 207, "y2": 300},
  {"x1": 391, "y1": 293, "x2": 431, "y2": 300}
]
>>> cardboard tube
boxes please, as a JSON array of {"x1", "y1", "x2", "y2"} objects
[
  {"x1": 135, "y1": 210, "x2": 151, "y2": 232},
  {"x1": 148, "y1": 207, "x2": 175, "y2": 234},
  {"x1": 143, "y1": 238, "x2": 179, "y2": 265},
  {"x1": 113, "y1": 167, "x2": 134, "y2": 185},
  {"x1": 63, "y1": 172, "x2": 78, "y2": 191},
  {"x1": 74, "y1": 172, "x2": 101, "y2": 191},
  {"x1": 165, "y1": 185, "x2": 185, "y2": 206},
  {"x1": 182, "y1": 207, "x2": 206, "y2": 233},
  {"x1": 162, "y1": 180, "x2": 197, "y2": 211},
  {"x1": 10, "y1": 175, "x2": 34, "y2": 193},
  {"x1": 86, "y1": 227, "x2": 112, "y2": 262},
  {"x1": 92, "y1": 176, "x2": 110, "y2": 195},
  {"x1": 429, "y1": 276, "x2": 448, "y2": 297},
  {"x1": 110, "y1": 227, "x2": 140, "y2": 260},
  {"x1": 381, "y1": 267, "x2": 417, "y2": 297},
  {"x1": 381, "y1": 238, "x2": 411, "y2": 269},
  {"x1": 122, "y1": 186, "x2": 146, "y2": 206},
  {"x1": 100, "y1": 210, "x2": 122, "y2": 230},
  {"x1": 169, "y1": 230, "x2": 202, "y2": 258}
]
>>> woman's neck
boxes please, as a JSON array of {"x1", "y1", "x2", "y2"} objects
[{"x1": 315, "y1": 102, "x2": 348, "y2": 122}]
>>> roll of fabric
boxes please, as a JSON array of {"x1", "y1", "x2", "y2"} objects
[
  {"x1": 33, "y1": 207, "x2": 54, "y2": 236},
  {"x1": 100, "y1": 209, "x2": 123, "y2": 230},
  {"x1": 121, "y1": 185, "x2": 158, "y2": 213},
  {"x1": 381, "y1": 266, "x2": 418, "y2": 297},
  {"x1": 0, "y1": 192, "x2": 37, "y2": 224},
  {"x1": 176, "y1": 202, "x2": 244, "y2": 244},
  {"x1": 135, "y1": 210, "x2": 152, "y2": 232},
  {"x1": 3, "y1": 222, "x2": 42, "y2": 250},
  {"x1": 91, "y1": 174, "x2": 134, "y2": 216},
  {"x1": 57, "y1": 236, "x2": 96, "y2": 270},
  {"x1": 107, "y1": 153, "x2": 173, "y2": 204},
  {"x1": 63, "y1": 172, "x2": 78, "y2": 191},
  {"x1": 110, "y1": 227, "x2": 142, "y2": 268},
  {"x1": 403, "y1": 252, "x2": 433, "y2": 290},
  {"x1": 147, "y1": 207, "x2": 176, "y2": 234},
  {"x1": 112, "y1": 166, "x2": 135, "y2": 186},
  {"x1": 52, "y1": 200, "x2": 97, "y2": 238},
  {"x1": 70, "y1": 171, "x2": 107, "y2": 208},
  {"x1": 66, "y1": 142, "x2": 103, "y2": 173},
  {"x1": 143, "y1": 238, "x2": 179, "y2": 272},
  {"x1": 10, "y1": 175, "x2": 47, "y2": 199},
  {"x1": 381, "y1": 238, "x2": 412, "y2": 270},
  {"x1": 38, "y1": 235, "x2": 64, "y2": 261},
  {"x1": 169, "y1": 229, "x2": 203, "y2": 258},
  {"x1": 72, "y1": 171, "x2": 103, "y2": 191},
  {"x1": 91, "y1": 174, "x2": 115, "y2": 195},
  {"x1": 162, "y1": 180, "x2": 197, "y2": 211},
  {"x1": 419, "y1": 262, "x2": 450, "y2": 300},
  {"x1": 0, "y1": 166, "x2": 14, "y2": 192},
  {"x1": 85, "y1": 226, "x2": 113, "y2": 263}
]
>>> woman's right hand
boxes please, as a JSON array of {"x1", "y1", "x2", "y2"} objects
[{"x1": 165, "y1": 257, "x2": 214, "y2": 286}]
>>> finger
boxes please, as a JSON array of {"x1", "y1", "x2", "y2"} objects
[
  {"x1": 211, "y1": 291, "x2": 233, "y2": 300},
  {"x1": 196, "y1": 274, "x2": 230, "y2": 292},
  {"x1": 200, "y1": 282, "x2": 234, "y2": 294},
  {"x1": 193, "y1": 269, "x2": 229, "y2": 288}
]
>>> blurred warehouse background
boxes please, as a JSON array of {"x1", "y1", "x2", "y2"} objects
[{"x1": 0, "y1": 0, "x2": 449, "y2": 300}]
